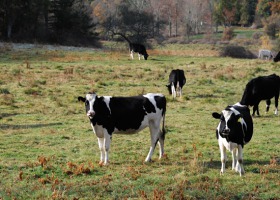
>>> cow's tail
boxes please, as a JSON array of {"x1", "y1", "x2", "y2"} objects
[{"x1": 160, "y1": 101, "x2": 166, "y2": 141}]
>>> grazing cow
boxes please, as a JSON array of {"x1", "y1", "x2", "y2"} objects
[
  {"x1": 274, "y1": 51, "x2": 280, "y2": 62},
  {"x1": 240, "y1": 74, "x2": 280, "y2": 116},
  {"x1": 258, "y1": 49, "x2": 273, "y2": 60},
  {"x1": 115, "y1": 33, "x2": 149, "y2": 60},
  {"x1": 129, "y1": 43, "x2": 149, "y2": 60},
  {"x1": 212, "y1": 103, "x2": 253, "y2": 176},
  {"x1": 166, "y1": 69, "x2": 186, "y2": 99},
  {"x1": 78, "y1": 92, "x2": 166, "y2": 165}
]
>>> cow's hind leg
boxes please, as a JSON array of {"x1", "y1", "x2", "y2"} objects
[
  {"x1": 231, "y1": 148, "x2": 237, "y2": 171},
  {"x1": 158, "y1": 127, "x2": 165, "y2": 159},
  {"x1": 274, "y1": 95, "x2": 279, "y2": 115},
  {"x1": 145, "y1": 121, "x2": 161, "y2": 162}
]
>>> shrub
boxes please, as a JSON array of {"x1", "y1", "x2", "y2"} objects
[
  {"x1": 222, "y1": 27, "x2": 235, "y2": 41},
  {"x1": 252, "y1": 32, "x2": 263, "y2": 40},
  {"x1": 219, "y1": 45, "x2": 256, "y2": 59}
]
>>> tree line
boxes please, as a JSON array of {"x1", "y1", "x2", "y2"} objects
[{"x1": 0, "y1": 0, "x2": 279, "y2": 46}]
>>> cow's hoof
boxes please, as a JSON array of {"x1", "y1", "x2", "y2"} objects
[{"x1": 160, "y1": 154, "x2": 168, "y2": 160}]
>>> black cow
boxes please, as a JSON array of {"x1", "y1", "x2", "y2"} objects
[
  {"x1": 274, "y1": 51, "x2": 280, "y2": 62},
  {"x1": 240, "y1": 74, "x2": 280, "y2": 116},
  {"x1": 212, "y1": 103, "x2": 253, "y2": 176},
  {"x1": 78, "y1": 92, "x2": 166, "y2": 165},
  {"x1": 129, "y1": 43, "x2": 149, "y2": 60},
  {"x1": 166, "y1": 69, "x2": 186, "y2": 99},
  {"x1": 115, "y1": 32, "x2": 149, "y2": 60}
]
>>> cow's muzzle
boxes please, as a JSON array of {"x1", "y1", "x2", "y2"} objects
[
  {"x1": 221, "y1": 128, "x2": 230, "y2": 136},
  {"x1": 87, "y1": 111, "x2": 95, "y2": 118}
]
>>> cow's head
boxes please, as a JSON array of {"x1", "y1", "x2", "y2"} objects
[
  {"x1": 78, "y1": 92, "x2": 97, "y2": 119},
  {"x1": 274, "y1": 55, "x2": 280, "y2": 62},
  {"x1": 212, "y1": 106, "x2": 244, "y2": 138},
  {"x1": 166, "y1": 84, "x2": 172, "y2": 94},
  {"x1": 144, "y1": 54, "x2": 149, "y2": 60}
]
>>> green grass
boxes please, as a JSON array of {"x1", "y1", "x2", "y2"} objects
[{"x1": 0, "y1": 43, "x2": 279, "y2": 199}]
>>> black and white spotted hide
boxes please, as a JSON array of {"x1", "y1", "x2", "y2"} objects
[
  {"x1": 78, "y1": 92, "x2": 166, "y2": 165},
  {"x1": 212, "y1": 103, "x2": 253, "y2": 176}
]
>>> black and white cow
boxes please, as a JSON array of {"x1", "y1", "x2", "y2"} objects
[
  {"x1": 129, "y1": 43, "x2": 149, "y2": 60},
  {"x1": 258, "y1": 49, "x2": 273, "y2": 60},
  {"x1": 115, "y1": 32, "x2": 149, "y2": 60},
  {"x1": 166, "y1": 69, "x2": 186, "y2": 99},
  {"x1": 274, "y1": 51, "x2": 280, "y2": 62},
  {"x1": 78, "y1": 92, "x2": 166, "y2": 165},
  {"x1": 240, "y1": 74, "x2": 280, "y2": 116},
  {"x1": 212, "y1": 103, "x2": 253, "y2": 176}
]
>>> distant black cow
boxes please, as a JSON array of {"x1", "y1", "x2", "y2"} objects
[
  {"x1": 274, "y1": 51, "x2": 280, "y2": 62},
  {"x1": 78, "y1": 92, "x2": 166, "y2": 165},
  {"x1": 212, "y1": 103, "x2": 254, "y2": 176},
  {"x1": 115, "y1": 33, "x2": 149, "y2": 60},
  {"x1": 240, "y1": 74, "x2": 280, "y2": 116},
  {"x1": 129, "y1": 43, "x2": 149, "y2": 60},
  {"x1": 166, "y1": 69, "x2": 186, "y2": 99}
]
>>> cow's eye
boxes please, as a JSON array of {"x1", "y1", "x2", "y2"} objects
[
  {"x1": 220, "y1": 116, "x2": 225, "y2": 121},
  {"x1": 85, "y1": 101, "x2": 89, "y2": 106}
]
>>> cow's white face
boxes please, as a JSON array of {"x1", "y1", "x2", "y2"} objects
[
  {"x1": 213, "y1": 107, "x2": 242, "y2": 137},
  {"x1": 220, "y1": 110, "x2": 233, "y2": 135},
  {"x1": 85, "y1": 93, "x2": 97, "y2": 119}
]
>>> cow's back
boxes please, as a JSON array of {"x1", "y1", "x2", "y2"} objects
[
  {"x1": 240, "y1": 74, "x2": 280, "y2": 105},
  {"x1": 108, "y1": 94, "x2": 165, "y2": 132},
  {"x1": 232, "y1": 105, "x2": 253, "y2": 144}
]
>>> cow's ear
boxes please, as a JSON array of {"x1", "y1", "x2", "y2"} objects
[
  {"x1": 212, "y1": 112, "x2": 221, "y2": 119},
  {"x1": 78, "y1": 96, "x2": 86, "y2": 102}
]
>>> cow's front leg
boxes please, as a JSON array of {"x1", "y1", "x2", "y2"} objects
[
  {"x1": 138, "y1": 53, "x2": 141, "y2": 60},
  {"x1": 97, "y1": 137, "x2": 105, "y2": 165},
  {"x1": 219, "y1": 141, "x2": 226, "y2": 175},
  {"x1": 103, "y1": 131, "x2": 112, "y2": 165},
  {"x1": 236, "y1": 146, "x2": 245, "y2": 176},
  {"x1": 171, "y1": 83, "x2": 176, "y2": 99}
]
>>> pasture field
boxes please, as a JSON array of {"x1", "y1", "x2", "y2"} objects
[{"x1": 0, "y1": 42, "x2": 279, "y2": 199}]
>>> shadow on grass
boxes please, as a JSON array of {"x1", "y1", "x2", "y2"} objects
[
  {"x1": 0, "y1": 122, "x2": 63, "y2": 130},
  {"x1": 0, "y1": 113, "x2": 19, "y2": 119}
]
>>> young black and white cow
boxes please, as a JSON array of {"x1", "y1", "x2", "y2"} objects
[
  {"x1": 212, "y1": 103, "x2": 253, "y2": 176},
  {"x1": 166, "y1": 69, "x2": 186, "y2": 99},
  {"x1": 78, "y1": 92, "x2": 166, "y2": 165},
  {"x1": 129, "y1": 43, "x2": 149, "y2": 60},
  {"x1": 240, "y1": 74, "x2": 280, "y2": 116},
  {"x1": 274, "y1": 51, "x2": 280, "y2": 62}
]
